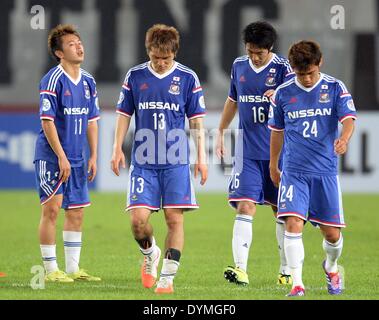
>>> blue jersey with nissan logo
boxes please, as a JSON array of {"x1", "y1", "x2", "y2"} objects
[
  {"x1": 116, "y1": 61, "x2": 206, "y2": 169},
  {"x1": 34, "y1": 65, "x2": 100, "y2": 165},
  {"x1": 229, "y1": 54, "x2": 294, "y2": 160},
  {"x1": 268, "y1": 73, "x2": 357, "y2": 175}
]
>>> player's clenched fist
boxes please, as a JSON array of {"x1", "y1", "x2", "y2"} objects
[{"x1": 334, "y1": 138, "x2": 348, "y2": 155}]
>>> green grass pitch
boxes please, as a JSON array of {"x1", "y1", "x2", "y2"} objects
[{"x1": 0, "y1": 191, "x2": 378, "y2": 300}]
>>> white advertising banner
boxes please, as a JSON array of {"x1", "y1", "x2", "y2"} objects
[{"x1": 98, "y1": 111, "x2": 379, "y2": 193}]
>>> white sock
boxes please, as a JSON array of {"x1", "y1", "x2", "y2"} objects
[
  {"x1": 139, "y1": 236, "x2": 157, "y2": 256},
  {"x1": 159, "y1": 258, "x2": 180, "y2": 282},
  {"x1": 40, "y1": 244, "x2": 59, "y2": 273},
  {"x1": 276, "y1": 220, "x2": 290, "y2": 275},
  {"x1": 323, "y1": 234, "x2": 343, "y2": 273},
  {"x1": 284, "y1": 231, "x2": 305, "y2": 288},
  {"x1": 232, "y1": 214, "x2": 253, "y2": 272},
  {"x1": 63, "y1": 231, "x2": 82, "y2": 274}
]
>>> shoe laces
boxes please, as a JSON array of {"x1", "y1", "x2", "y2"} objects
[
  {"x1": 143, "y1": 255, "x2": 154, "y2": 274},
  {"x1": 157, "y1": 277, "x2": 172, "y2": 288}
]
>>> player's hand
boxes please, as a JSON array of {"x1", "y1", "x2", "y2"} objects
[
  {"x1": 58, "y1": 155, "x2": 71, "y2": 183},
  {"x1": 87, "y1": 156, "x2": 97, "y2": 182},
  {"x1": 111, "y1": 149, "x2": 126, "y2": 176},
  {"x1": 263, "y1": 89, "x2": 275, "y2": 99},
  {"x1": 194, "y1": 163, "x2": 208, "y2": 185},
  {"x1": 334, "y1": 138, "x2": 348, "y2": 155},
  {"x1": 270, "y1": 166, "x2": 281, "y2": 188},
  {"x1": 216, "y1": 131, "x2": 226, "y2": 159}
]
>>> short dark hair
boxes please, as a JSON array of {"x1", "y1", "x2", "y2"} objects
[
  {"x1": 242, "y1": 21, "x2": 277, "y2": 50},
  {"x1": 288, "y1": 40, "x2": 322, "y2": 71},
  {"x1": 48, "y1": 24, "x2": 81, "y2": 62}
]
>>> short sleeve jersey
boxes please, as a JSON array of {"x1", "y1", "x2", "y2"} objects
[
  {"x1": 268, "y1": 73, "x2": 357, "y2": 175},
  {"x1": 34, "y1": 65, "x2": 100, "y2": 165},
  {"x1": 228, "y1": 53, "x2": 294, "y2": 160},
  {"x1": 116, "y1": 61, "x2": 206, "y2": 169}
]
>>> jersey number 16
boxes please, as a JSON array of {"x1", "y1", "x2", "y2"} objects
[{"x1": 252, "y1": 106, "x2": 266, "y2": 123}]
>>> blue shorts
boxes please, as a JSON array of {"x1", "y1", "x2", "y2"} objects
[
  {"x1": 126, "y1": 164, "x2": 198, "y2": 212},
  {"x1": 277, "y1": 171, "x2": 345, "y2": 227},
  {"x1": 228, "y1": 159, "x2": 278, "y2": 209},
  {"x1": 34, "y1": 160, "x2": 90, "y2": 210}
]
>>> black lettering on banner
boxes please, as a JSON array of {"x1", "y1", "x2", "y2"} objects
[
  {"x1": 353, "y1": 34, "x2": 379, "y2": 111},
  {"x1": 95, "y1": 0, "x2": 121, "y2": 82},
  {"x1": 341, "y1": 153, "x2": 355, "y2": 174},
  {"x1": 28, "y1": 0, "x2": 84, "y2": 71},
  {"x1": 221, "y1": 0, "x2": 279, "y2": 75},
  {"x1": 0, "y1": 0, "x2": 14, "y2": 84},
  {"x1": 361, "y1": 132, "x2": 373, "y2": 174},
  {"x1": 134, "y1": 0, "x2": 209, "y2": 80}
]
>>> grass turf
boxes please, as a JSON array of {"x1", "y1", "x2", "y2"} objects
[{"x1": 0, "y1": 191, "x2": 378, "y2": 300}]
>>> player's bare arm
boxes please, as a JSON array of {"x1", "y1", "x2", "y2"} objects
[
  {"x1": 334, "y1": 118, "x2": 355, "y2": 155},
  {"x1": 216, "y1": 97, "x2": 238, "y2": 158},
  {"x1": 87, "y1": 121, "x2": 98, "y2": 182},
  {"x1": 41, "y1": 119, "x2": 71, "y2": 182},
  {"x1": 189, "y1": 117, "x2": 208, "y2": 185},
  {"x1": 111, "y1": 114, "x2": 131, "y2": 176},
  {"x1": 269, "y1": 130, "x2": 284, "y2": 187}
]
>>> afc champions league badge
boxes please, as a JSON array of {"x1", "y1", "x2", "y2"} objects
[
  {"x1": 169, "y1": 76, "x2": 181, "y2": 95},
  {"x1": 265, "y1": 68, "x2": 277, "y2": 87},
  {"x1": 83, "y1": 80, "x2": 91, "y2": 99},
  {"x1": 319, "y1": 84, "x2": 330, "y2": 103}
]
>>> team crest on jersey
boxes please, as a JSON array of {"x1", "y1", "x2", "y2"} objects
[
  {"x1": 265, "y1": 68, "x2": 277, "y2": 87},
  {"x1": 169, "y1": 77, "x2": 181, "y2": 95},
  {"x1": 42, "y1": 99, "x2": 51, "y2": 111},
  {"x1": 199, "y1": 96, "x2": 206, "y2": 109},
  {"x1": 347, "y1": 99, "x2": 356, "y2": 111},
  {"x1": 169, "y1": 84, "x2": 180, "y2": 95},
  {"x1": 117, "y1": 92, "x2": 124, "y2": 105},
  {"x1": 83, "y1": 80, "x2": 90, "y2": 99},
  {"x1": 265, "y1": 76, "x2": 276, "y2": 87},
  {"x1": 319, "y1": 92, "x2": 330, "y2": 103}
]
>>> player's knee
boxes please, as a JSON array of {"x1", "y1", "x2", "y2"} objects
[
  {"x1": 165, "y1": 216, "x2": 183, "y2": 231},
  {"x1": 42, "y1": 204, "x2": 60, "y2": 223},
  {"x1": 65, "y1": 209, "x2": 84, "y2": 228},
  {"x1": 324, "y1": 230, "x2": 341, "y2": 243},
  {"x1": 285, "y1": 216, "x2": 304, "y2": 233},
  {"x1": 237, "y1": 202, "x2": 256, "y2": 215},
  {"x1": 130, "y1": 216, "x2": 148, "y2": 234}
]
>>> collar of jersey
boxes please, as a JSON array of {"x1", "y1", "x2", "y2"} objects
[
  {"x1": 248, "y1": 53, "x2": 276, "y2": 73},
  {"x1": 147, "y1": 61, "x2": 178, "y2": 79},
  {"x1": 295, "y1": 73, "x2": 324, "y2": 92},
  {"x1": 58, "y1": 64, "x2": 82, "y2": 86}
]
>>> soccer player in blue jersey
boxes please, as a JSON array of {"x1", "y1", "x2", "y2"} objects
[
  {"x1": 217, "y1": 21, "x2": 294, "y2": 286},
  {"x1": 111, "y1": 24, "x2": 208, "y2": 294},
  {"x1": 34, "y1": 24, "x2": 101, "y2": 282},
  {"x1": 269, "y1": 40, "x2": 356, "y2": 296}
]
